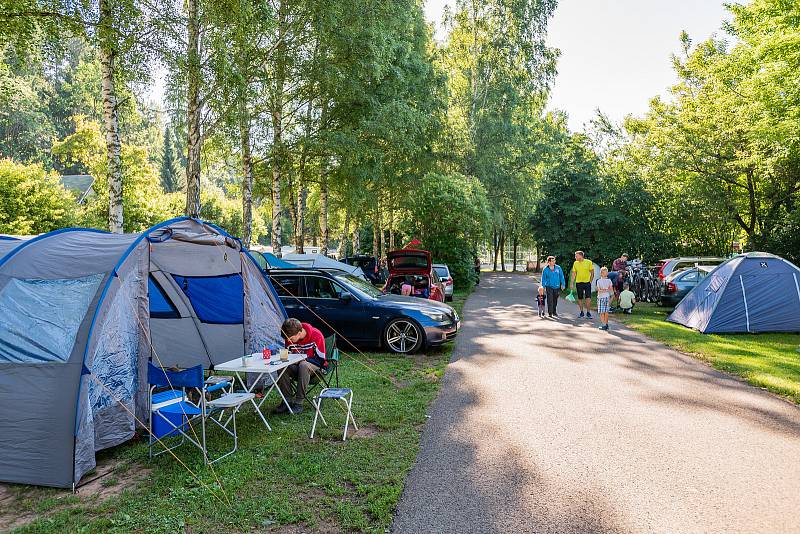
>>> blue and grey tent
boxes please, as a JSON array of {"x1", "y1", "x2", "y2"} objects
[
  {"x1": 667, "y1": 252, "x2": 800, "y2": 333},
  {"x1": 0, "y1": 218, "x2": 287, "y2": 488},
  {"x1": 250, "y1": 250, "x2": 297, "y2": 269}
]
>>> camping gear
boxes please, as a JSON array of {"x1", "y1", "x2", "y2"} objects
[
  {"x1": 215, "y1": 352, "x2": 306, "y2": 429},
  {"x1": 310, "y1": 387, "x2": 357, "y2": 441},
  {"x1": 148, "y1": 363, "x2": 253, "y2": 464},
  {"x1": 0, "y1": 217, "x2": 287, "y2": 488},
  {"x1": 302, "y1": 334, "x2": 341, "y2": 403},
  {"x1": 667, "y1": 252, "x2": 800, "y2": 333},
  {"x1": 280, "y1": 253, "x2": 367, "y2": 280}
]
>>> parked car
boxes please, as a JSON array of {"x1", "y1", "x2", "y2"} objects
[
  {"x1": 658, "y1": 265, "x2": 716, "y2": 307},
  {"x1": 432, "y1": 264, "x2": 454, "y2": 301},
  {"x1": 342, "y1": 255, "x2": 387, "y2": 285},
  {"x1": 267, "y1": 268, "x2": 459, "y2": 354},
  {"x1": 658, "y1": 257, "x2": 726, "y2": 280},
  {"x1": 384, "y1": 249, "x2": 445, "y2": 302}
]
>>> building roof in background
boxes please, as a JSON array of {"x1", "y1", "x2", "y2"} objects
[{"x1": 59, "y1": 175, "x2": 95, "y2": 204}]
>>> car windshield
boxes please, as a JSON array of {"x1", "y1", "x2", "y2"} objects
[
  {"x1": 434, "y1": 267, "x2": 449, "y2": 278},
  {"x1": 334, "y1": 273, "x2": 383, "y2": 298}
]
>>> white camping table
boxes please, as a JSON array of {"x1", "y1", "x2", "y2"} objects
[{"x1": 215, "y1": 353, "x2": 306, "y2": 431}]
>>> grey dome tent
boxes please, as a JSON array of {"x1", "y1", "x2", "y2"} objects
[
  {"x1": 667, "y1": 252, "x2": 800, "y2": 333},
  {"x1": 0, "y1": 218, "x2": 287, "y2": 489}
]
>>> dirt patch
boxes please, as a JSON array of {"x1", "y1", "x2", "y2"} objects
[
  {"x1": 264, "y1": 521, "x2": 340, "y2": 534},
  {"x1": 0, "y1": 458, "x2": 149, "y2": 533},
  {"x1": 351, "y1": 424, "x2": 380, "y2": 438}
]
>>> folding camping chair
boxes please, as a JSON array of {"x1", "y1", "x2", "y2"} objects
[
  {"x1": 148, "y1": 363, "x2": 254, "y2": 464},
  {"x1": 302, "y1": 334, "x2": 340, "y2": 403},
  {"x1": 310, "y1": 388, "x2": 357, "y2": 441}
]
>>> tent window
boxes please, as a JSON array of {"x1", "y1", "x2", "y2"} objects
[
  {"x1": 148, "y1": 276, "x2": 180, "y2": 319},
  {"x1": 0, "y1": 273, "x2": 103, "y2": 363},
  {"x1": 708, "y1": 274, "x2": 725, "y2": 293},
  {"x1": 172, "y1": 273, "x2": 244, "y2": 324}
]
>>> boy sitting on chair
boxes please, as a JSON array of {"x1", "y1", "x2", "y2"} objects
[{"x1": 273, "y1": 318, "x2": 327, "y2": 414}]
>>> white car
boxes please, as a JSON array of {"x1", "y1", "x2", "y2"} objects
[{"x1": 433, "y1": 264, "x2": 454, "y2": 301}]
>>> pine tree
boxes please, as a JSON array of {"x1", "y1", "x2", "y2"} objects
[{"x1": 160, "y1": 126, "x2": 179, "y2": 193}]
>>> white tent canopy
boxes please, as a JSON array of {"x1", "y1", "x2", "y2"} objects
[{"x1": 281, "y1": 253, "x2": 367, "y2": 280}]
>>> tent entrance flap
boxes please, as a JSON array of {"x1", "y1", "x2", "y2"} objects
[{"x1": 172, "y1": 274, "x2": 244, "y2": 324}]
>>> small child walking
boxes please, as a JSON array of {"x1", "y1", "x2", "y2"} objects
[
  {"x1": 596, "y1": 267, "x2": 614, "y2": 330},
  {"x1": 536, "y1": 286, "x2": 547, "y2": 317}
]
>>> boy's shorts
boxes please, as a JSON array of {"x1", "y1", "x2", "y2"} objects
[
  {"x1": 597, "y1": 297, "x2": 610, "y2": 313},
  {"x1": 575, "y1": 282, "x2": 592, "y2": 299}
]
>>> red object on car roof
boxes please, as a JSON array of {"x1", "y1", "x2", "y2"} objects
[{"x1": 403, "y1": 238, "x2": 423, "y2": 248}]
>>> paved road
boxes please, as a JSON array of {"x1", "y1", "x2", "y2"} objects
[{"x1": 392, "y1": 272, "x2": 800, "y2": 533}]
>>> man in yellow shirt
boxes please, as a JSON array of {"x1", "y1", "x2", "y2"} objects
[{"x1": 570, "y1": 250, "x2": 594, "y2": 319}]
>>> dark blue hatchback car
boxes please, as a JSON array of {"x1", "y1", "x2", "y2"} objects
[{"x1": 267, "y1": 268, "x2": 459, "y2": 354}]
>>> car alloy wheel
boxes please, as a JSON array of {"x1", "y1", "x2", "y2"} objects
[{"x1": 384, "y1": 318, "x2": 423, "y2": 354}]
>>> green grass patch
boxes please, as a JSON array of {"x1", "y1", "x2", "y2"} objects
[
  {"x1": 614, "y1": 302, "x2": 800, "y2": 403},
  {"x1": 8, "y1": 289, "x2": 472, "y2": 534}
]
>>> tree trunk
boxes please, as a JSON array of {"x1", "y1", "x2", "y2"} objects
[
  {"x1": 512, "y1": 229, "x2": 518, "y2": 273},
  {"x1": 499, "y1": 230, "x2": 506, "y2": 272},
  {"x1": 352, "y1": 223, "x2": 360, "y2": 255},
  {"x1": 185, "y1": 0, "x2": 201, "y2": 217},
  {"x1": 99, "y1": 0, "x2": 123, "y2": 233},
  {"x1": 492, "y1": 227, "x2": 499, "y2": 271},
  {"x1": 337, "y1": 207, "x2": 350, "y2": 259},
  {"x1": 372, "y1": 202, "x2": 380, "y2": 260},
  {"x1": 239, "y1": 103, "x2": 253, "y2": 248},
  {"x1": 287, "y1": 170, "x2": 298, "y2": 244},
  {"x1": 296, "y1": 181, "x2": 306, "y2": 253},
  {"x1": 319, "y1": 162, "x2": 329, "y2": 256},
  {"x1": 388, "y1": 202, "x2": 395, "y2": 251},
  {"x1": 379, "y1": 195, "x2": 386, "y2": 260}
]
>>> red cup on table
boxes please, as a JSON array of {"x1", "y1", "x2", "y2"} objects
[{"x1": 262, "y1": 348, "x2": 271, "y2": 361}]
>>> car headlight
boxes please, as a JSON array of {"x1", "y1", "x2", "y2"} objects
[{"x1": 420, "y1": 310, "x2": 446, "y2": 322}]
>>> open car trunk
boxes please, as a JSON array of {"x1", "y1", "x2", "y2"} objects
[{"x1": 387, "y1": 249, "x2": 432, "y2": 274}]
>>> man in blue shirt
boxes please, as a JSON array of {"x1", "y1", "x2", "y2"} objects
[{"x1": 541, "y1": 255, "x2": 565, "y2": 317}]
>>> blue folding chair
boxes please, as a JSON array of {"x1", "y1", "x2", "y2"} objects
[{"x1": 148, "y1": 363, "x2": 254, "y2": 464}]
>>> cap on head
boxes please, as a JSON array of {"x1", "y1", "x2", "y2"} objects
[
  {"x1": 575, "y1": 250, "x2": 585, "y2": 258},
  {"x1": 622, "y1": 253, "x2": 629, "y2": 258}
]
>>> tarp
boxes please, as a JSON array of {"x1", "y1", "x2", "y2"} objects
[
  {"x1": 281, "y1": 253, "x2": 367, "y2": 280},
  {"x1": 260, "y1": 251, "x2": 297, "y2": 269},
  {"x1": 0, "y1": 217, "x2": 287, "y2": 488},
  {"x1": 667, "y1": 252, "x2": 800, "y2": 333}
]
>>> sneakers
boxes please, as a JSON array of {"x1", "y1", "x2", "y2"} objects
[
  {"x1": 579, "y1": 311, "x2": 584, "y2": 318},
  {"x1": 290, "y1": 402, "x2": 303, "y2": 414},
  {"x1": 586, "y1": 312, "x2": 593, "y2": 319},
  {"x1": 598, "y1": 324, "x2": 609, "y2": 331}
]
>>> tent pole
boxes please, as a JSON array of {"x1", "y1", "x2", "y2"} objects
[{"x1": 739, "y1": 275, "x2": 750, "y2": 333}]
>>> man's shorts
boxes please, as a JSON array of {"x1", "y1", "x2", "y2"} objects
[{"x1": 575, "y1": 282, "x2": 592, "y2": 299}]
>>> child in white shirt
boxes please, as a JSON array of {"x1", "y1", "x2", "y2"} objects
[{"x1": 595, "y1": 267, "x2": 614, "y2": 331}]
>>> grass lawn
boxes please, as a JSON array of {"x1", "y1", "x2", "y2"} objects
[
  {"x1": 613, "y1": 302, "x2": 800, "y2": 404},
  {"x1": 5, "y1": 289, "x2": 471, "y2": 534}
]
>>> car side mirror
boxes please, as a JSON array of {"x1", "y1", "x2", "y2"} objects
[{"x1": 339, "y1": 291, "x2": 353, "y2": 302}]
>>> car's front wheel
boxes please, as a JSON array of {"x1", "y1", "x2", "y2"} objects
[{"x1": 384, "y1": 318, "x2": 424, "y2": 354}]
